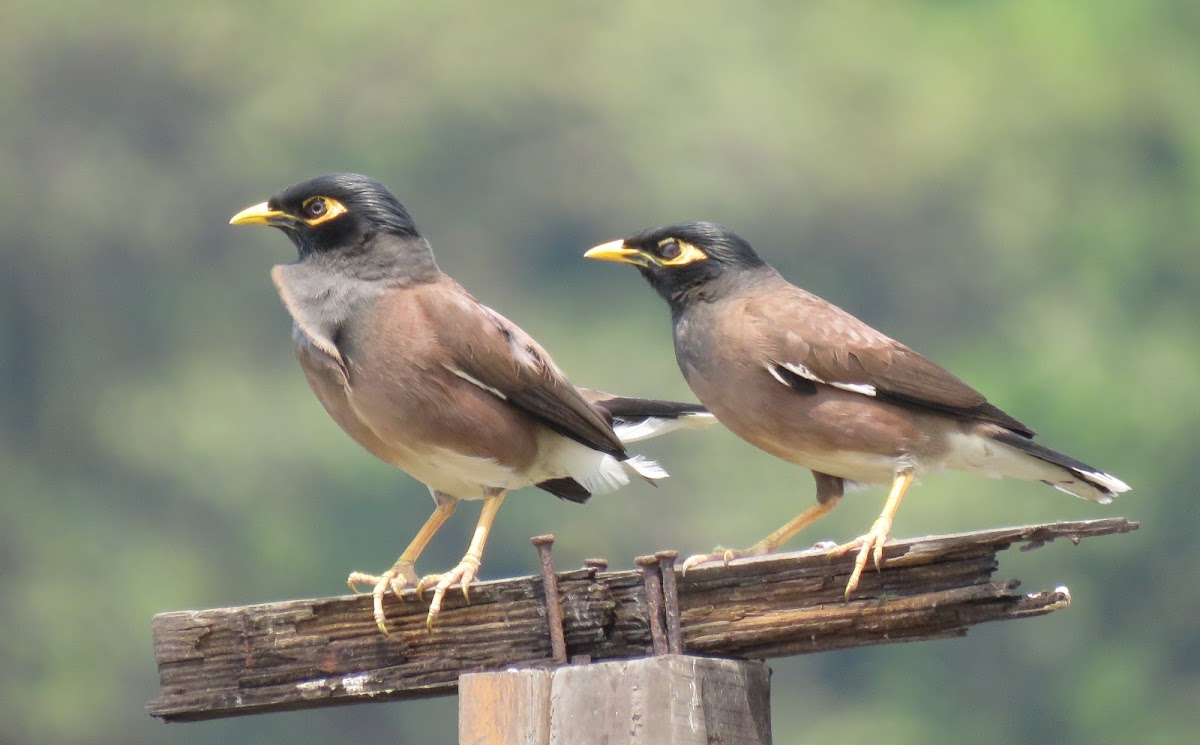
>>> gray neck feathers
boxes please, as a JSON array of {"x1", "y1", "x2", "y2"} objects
[
  {"x1": 312, "y1": 232, "x2": 440, "y2": 284},
  {"x1": 274, "y1": 236, "x2": 441, "y2": 359},
  {"x1": 669, "y1": 264, "x2": 779, "y2": 317}
]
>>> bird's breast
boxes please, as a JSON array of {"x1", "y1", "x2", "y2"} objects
[{"x1": 294, "y1": 294, "x2": 551, "y2": 497}]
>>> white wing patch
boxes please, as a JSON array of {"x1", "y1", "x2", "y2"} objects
[
  {"x1": 444, "y1": 365, "x2": 508, "y2": 400},
  {"x1": 766, "y1": 364, "x2": 791, "y2": 386},
  {"x1": 780, "y1": 361, "x2": 823, "y2": 383},
  {"x1": 830, "y1": 381, "x2": 877, "y2": 396},
  {"x1": 767, "y1": 362, "x2": 877, "y2": 397}
]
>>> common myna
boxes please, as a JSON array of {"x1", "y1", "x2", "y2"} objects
[
  {"x1": 585, "y1": 222, "x2": 1129, "y2": 595},
  {"x1": 229, "y1": 174, "x2": 713, "y2": 631}
]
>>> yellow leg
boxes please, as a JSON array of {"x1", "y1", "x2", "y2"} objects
[
  {"x1": 834, "y1": 468, "x2": 915, "y2": 598},
  {"x1": 681, "y1": 495, "x2": 842, "y2": 575},
  {"x1": 416, "y1": 491, "x2": 507, "y2": 629},
  {"x1": 348, "y1": 493, "x2": 458, "y2": 635},
  {"x1": 751, "y1": 500, "x2": 840, "y2": 554}
]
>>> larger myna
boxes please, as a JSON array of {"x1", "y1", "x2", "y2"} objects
[
  {"x1": 229, "y1": 174, "x2": 713, "y2": 631},
  {"x1": 585, "y1": 222, "x2": 1129, "y2": 595}
]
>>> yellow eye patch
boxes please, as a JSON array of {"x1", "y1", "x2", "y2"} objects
[
  {"x1": 301, "y1": 196, "x2": 349, "y2": 226},
  {"x1": 657, "y1": 239, "x2": 708, "y2": 267}
]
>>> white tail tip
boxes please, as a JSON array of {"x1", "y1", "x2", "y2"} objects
[
  {"x1": 613, "y1": 412, "x2": 717, "y2": 444},
  {"x1": 1081, "y1": 469, "x2": 1131, "y2": 495},
  {"x1": 623, "y1": 455, "x2": 669, "y2": 481}
]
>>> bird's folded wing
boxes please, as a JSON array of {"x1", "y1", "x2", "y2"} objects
[
  {"x1": 578, "y1": 391, "x2": 709, "y2": 420},
  {"x1": 748, "y1": 289, "x2": 1034, "y2": 436},
  {"x1": 426, "y1": 288, "x2": 628, "y2": 458}
]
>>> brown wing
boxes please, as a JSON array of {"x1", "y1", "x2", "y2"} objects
[
  {"x1": 421, "y1": 280, "x2": 628, "y2": 458},
  {"x1": 746, "y1": 284, "x2": 1034, "y2": 436}
]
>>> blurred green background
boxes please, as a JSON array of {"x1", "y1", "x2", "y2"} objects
[{"x1": 2, "y1": 1, "x2": 1197, "y2": 743}]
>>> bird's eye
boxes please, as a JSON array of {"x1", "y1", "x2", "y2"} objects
[
  {"x1": 304, "y1": 198, "x2": 327, "y2": 219},
  {"x1": 658, "y1": 241, "x2": 681, "y2": 260}
]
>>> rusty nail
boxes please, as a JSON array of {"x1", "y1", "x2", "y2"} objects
[
  {"x1": 635, "y1": 554, "x2": 668, "y2": 655},
  {"x1": 655, "y1": 550, "x2": 682, "y2": 654},
  {"x1": 584, "y1": 557, "x2": 609, "y2": 573},
  {"x1": 531, "y1": 534, "x2": 567, "y2": 664}
]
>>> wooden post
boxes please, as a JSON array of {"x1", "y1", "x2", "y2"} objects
[
  {"x1": 459, "y1": 668, "x2": 553, "y2": 745},
  {"x1": 459, "y1": 655, "x2": 771, "y2": 745}
]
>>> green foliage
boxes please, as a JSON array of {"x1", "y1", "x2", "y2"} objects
[{"x1": 1, "y1": 1, "x2": 1196, "y2": 743}]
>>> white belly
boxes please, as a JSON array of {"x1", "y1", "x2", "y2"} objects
[
  {"x1": 784, "y1": 449, "x2": 915, "y2": 485},
  {"x1": 387, "y1": 445, "x2": 527, "y2": 500},
  {"x1": 385, "y1": 430, "x2": 663, "y2": 501}
]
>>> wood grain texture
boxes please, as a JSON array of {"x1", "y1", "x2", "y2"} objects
[
  {"x1": 147, "y1": 517, "x2": 1136, "y2": 722},
  {"x1": 456, "y1": 656, "x2": 770, "y2": 745},
  {"x1": 548, "y1": 656, "x2": 771, "y2": 744},
  {"x1": 459, "y1": 668, "x2": 552, "y2": 745}
]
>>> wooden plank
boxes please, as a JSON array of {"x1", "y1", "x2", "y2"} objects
[
  {"x1": 459, "y1": 668, "x2": 552, "y2": 745},
  {"x1": 548, "y1": 655, "x2": 771, "y2": 744},
  {"x1": 147, "y1": 517, "x2": 1136, "y2": 721}
]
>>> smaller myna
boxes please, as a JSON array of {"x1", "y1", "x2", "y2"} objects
[
  {"x1": 585, "y1": 222, "x2": 1129, "y2": 595},
  {"x1": 229, "y1": 174, "x2": 713, "y2": 631}
]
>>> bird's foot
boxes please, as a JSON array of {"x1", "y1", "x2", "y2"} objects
[
  {"x1": 347, "y1": 561, "x2": 419, "y2": 635},
  {"x1": 830, "y1": 515, "x2": 894, "y2": 598},
  {"x1": 680, "y1": 545, "x2": 767, "y2": 575},
  {"x1": 415, "y1": 554, "x2": 482, "y2": 629}
]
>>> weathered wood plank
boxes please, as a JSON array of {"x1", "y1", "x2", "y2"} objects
[{"x1": 147, "y1": 517, "x2": 1136, "y2": 721}]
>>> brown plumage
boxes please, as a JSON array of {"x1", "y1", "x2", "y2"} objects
[
  {"x1": 279, "y1": 270, "x2": 628, "y2": 499},
  {"x1": 586, "y1": 221, "x2": 1129, "y2": 595},
  {"x1": 230, "y1": 174, "x2": 714, "y2": 632}
]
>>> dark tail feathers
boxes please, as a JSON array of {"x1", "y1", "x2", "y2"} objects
[{"x1": 991, "y1": 430, "x2": 1130, "y2": 503}]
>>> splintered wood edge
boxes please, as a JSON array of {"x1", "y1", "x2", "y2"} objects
[
  {"x1": 675, "y1": 516, "x2": 1140, "y2": 577},
  {"x1": 147, "y1": 517, "x2": 1133, "y2": 721}
]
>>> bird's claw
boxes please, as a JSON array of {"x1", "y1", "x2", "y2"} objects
[
  {"x1": 347, "y1": 561, "x2": 419, "y2": 635},
  {"x1": 416, "y1": 554, "x2": 481, "y2": 629},
  {"x1": 831, "y1": 516, "x2": 894, "y2": 598},
  {"x1": 680, "y1": 545, "x2": 762, "y2": 576}
]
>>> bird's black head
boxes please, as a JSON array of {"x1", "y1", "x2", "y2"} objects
[
  {"x1": 230, "y1": 173, "x2": 437, "y2": 281},
  {"x1": 584, "y1": 222, "x2": 770, "y2": 308}
]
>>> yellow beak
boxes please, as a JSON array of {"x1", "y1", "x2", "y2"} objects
[
  {"x1": 229, "y1": 201, "x2": 292, "y2": 227},
  {"x1": 583, "y1": 239, "x2": 644, "y2": 265}
]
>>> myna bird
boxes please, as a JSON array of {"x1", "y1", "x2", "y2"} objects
[
  {"x1": 229, "y1": 174, "x2": 713, "y2": 631},
  {"x1": 585, "y1": 222, "x2": 1130, "y2": 595}
]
